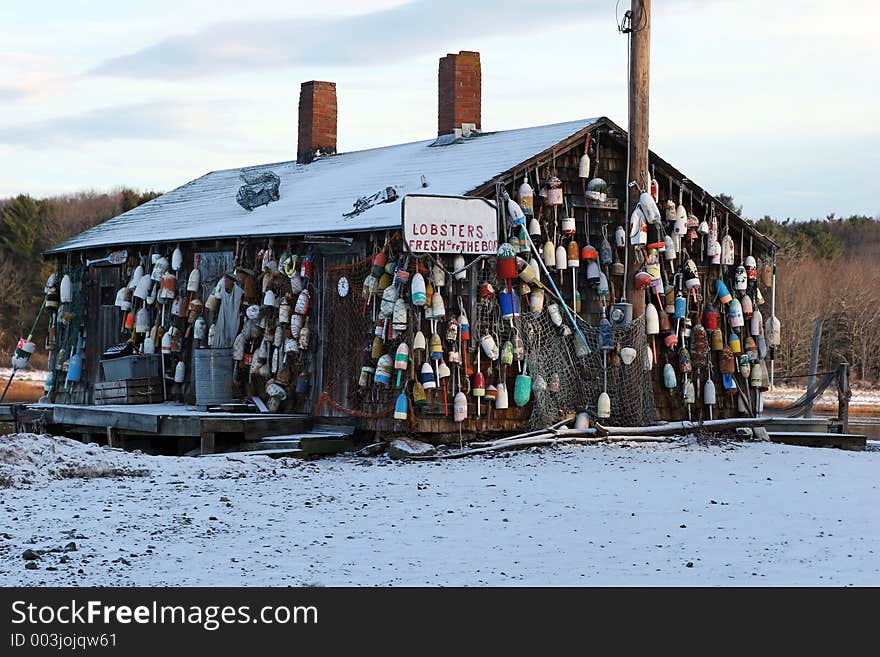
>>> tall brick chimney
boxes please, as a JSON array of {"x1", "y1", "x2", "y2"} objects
[
  {"x1": 437, "y1": 51, "x2": 481, "y2": 136},
  {"x1": 297, "y1": 81, "x2": 337, "y2": 163}
]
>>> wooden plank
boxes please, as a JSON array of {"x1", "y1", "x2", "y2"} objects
[
  {"x1": 50, "y1": 405, "x2": 159, "y2": 433},
  {"x1": 106, "y1": 426, "x2": 119, "y2": 448},
  {"x1": 201, "y1": 431, "x2": 215, "y2": 455}
]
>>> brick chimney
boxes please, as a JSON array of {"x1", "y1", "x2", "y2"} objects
[
  {"x1": 297, "y1": 81, "x2": 337, "y2": 163},
  {"x1": 438, "y1": 51, "x2": 481, "y2": 136}
]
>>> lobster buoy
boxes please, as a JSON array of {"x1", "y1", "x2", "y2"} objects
[
  {"x1": 171, "y1": 245, "x2": 183, "y2": 272},
  {"x1": 480, "y1": 334, "x2": 499, "y2": 361},
  {"x1": 674, "y1": 293, "x2": 686, "y2": 320},
  {"x1": 161, "y1": 330, "x2": 173, "y2": 354},
  {"x1": 704, "y1": 378, "x2": 717, "y2": 406},
  {"x1": 586, "y1": 260, "x2": 601, "y2": 288},
  {"x1": 561, "y1": 215, "x2": 576, "y2": 235},
  {"x1": 498, "y1": 288, "x2": 520, "y2": 320},
  {"x1": 765, "y1": 315, "x2": 781, "y2": 347},
  {"x1": 495, "y1": 382, "x2": 509, "y2": 409},
  {"x1": 620, "y1": 346, "x2": 637, "y2": 365},
  {"x1": 507, "y1": 197, "x2": 526, "y2": 227},
  {"x1": 546, "y1": 175, "x2": 563, "y2": 206},
  {"x1": 128, "y1": 265, "x2": 144, "y2": 290},
  {"x1": 431, "y1": 263, "x2": 445, "y2": 289},
  {"x1": 187, "y1": 265, "x2": 201, "y2": 294},
  {"x1": 741, "y1": 294, "x2": 753, "y2": 319},
  {"x1": 513, "y1": 370, "x2": 532, "y2": 407},
  {"x1": 711, "y1": 328, "x2": 724, "y2": 351},
  {"x1": 392, "y1": 297, "x2": 408, "y2": 332},
  {"x1": 597, "y1": 391, "x2": 611, "y2": 419},
  {"x1": 716, "y1": 279, "x2": 732, "y2": 304},
  {"x1": 566, "y1": 240, "x2": 580, "y2": 269},
  {"x1": 615, "y1": 225, "x2": 627, "y2": 249},
  {"x1": 263, "y1": 289, "x2": 277, "y2": 308},
  {"x1": 518, "y1": 178, "x2": 534, "y2": 216},
  {"x1": 638, "y1": 192, "x2": 662, "y2": 224},
  {"x1": 554, "y1": 245, "x2": 568, "y2": 271},
  {"x1": 133, "y1": 274, "x2": 152, "y2": 301},
  {"x1": 135, "y1": 307, "x2": 150, "y2": 333},
  {"x1": 665, "y1": 200, "x2": 677, "y2": 223},
  {"x1": 728, "y1": 331, "x2": 742, "y2": 354},
  {"x1": 174, "y1": 361, "x2": 186, "y2": 383},
  {"x1": 453, "y1": 254, "x2": 466, "y2": 281},
  {"x1": 453, "y1": 391, "x2": 468, "y2": 422},
  {"x1": 371, "y1": 251, "x2": 386, "y2": 278},
  {"x1": 472, "y1": 370, "x2": 486, "y2": 398},
  {"x1": 547, "y1": 303, "x2": 563, "y2": 327},
  {"x1": 750, "y1": 360, "x2": 763, "y2": 388},
  {"x1": 721, "y1": 234, "x2": 735, "y2": 266},
  {"x1": 663, "y1": 363, "x2": 677, "y2": 389},
  {"x1": 413, "y1": 330, "x2": 427, "y2": 354},
  {"x1": 728, "y1": 298, "x2": 744, "y2": 328},
  {"x1": 704, "y1": 304, "x2": 719, "y2": 331},
  {"x1": 735, "y1": 265, "x2": 747, "y2": 291},
  {"x1": 409, "y1": 273, "x2": 427, "y2": 308},
  {"x1": 598, "y1": 314, "x2": 614, "y2": 352},
  {"x1": 528, "y1": 218, "x2": 541, "y2": 241},
  {"x1": 683, "y1": 379, "x2": 695, "y2": 404},
  {"x1": 11, "y1": 338, "x2": 36, "y2": 371},
  {"x1": 431, "y1": 290, "x2": 445, "y2": 320},
  {"x1": 374, "y1": 354, "x2": 394, "y2": 386},
  {"x1": 629, "y1": 207, "x2": 648, "y2": 246},
  {"x1": 60, "y1": 274, "x2": 73, "y2": 304},
  {"x1": 394, "y1": 392, "x2": 409, "y2": 420},
  {"x1": 761, "y1": 260, "x2": 773, "y2": 287},
  {"x1": 496, "y1": 243, "x2": 517, "y2": 280},
  {"x1": 750, "y1": 307, "x2": 763, "y2": 337},
  {"x1": 745, "y1": 255, "x2": 758, "y2": 281},
  {"x1": 542, "y1": 238, "x2": 556, "y2": 269}
]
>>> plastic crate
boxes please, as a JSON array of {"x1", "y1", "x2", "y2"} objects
[{"x1": 100, "y1": 354, "x2": 161, "y2": 382}]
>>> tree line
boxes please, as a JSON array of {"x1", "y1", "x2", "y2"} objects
[
  {"x1": 0, "y1": 189, "x2": 160, "y2": 358},
  {"x1": 751, "y1": 212, "x2": 880, "y2": 385}
]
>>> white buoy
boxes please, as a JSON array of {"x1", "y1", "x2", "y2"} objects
[
  {"x1": 454, "y1": 391, "x2": 468, "y2": 422},
  {"x1": 171, "y1": 245, "x2": 183, "y2": 272},
  {"x1": 495, "y1": 382, "x2": 509, "y2": 410},
  {"x1": 597, "y1": 391, "x2": 611, "y2": 418},
  {"x1": 174, "y1": 360, "x2": 186, "y2": 383},
  {"x1": 128, "y1": 265, "x2": 144, "y2": 290},
  {"x1": 60, "y1": 274, "x2": 73, "y2": 304}
]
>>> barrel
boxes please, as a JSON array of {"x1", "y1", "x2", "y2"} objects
[{"x1": 193, "y1": 348, "x2": 235, "y2": 407}]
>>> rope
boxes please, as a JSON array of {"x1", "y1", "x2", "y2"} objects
[{"x1": 313, "y1": 391, "x2": 394, "y2": 418}]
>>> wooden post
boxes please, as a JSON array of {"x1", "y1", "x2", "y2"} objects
[
  {"x1": 805, "y1": 319, "x2": 823, "y2": 419},
  {"x1": 106, "y1": 426, "x2": 118, "y2": 448},
  {"x1": 201, "y1": 431, "x2": 215, "y2": 455},
  {"x1": 837, "y1": 361, "x2": 851, "y2": 434},
  {"x1": 626, "y1": 0, "x2": 651, "y2": 321}
]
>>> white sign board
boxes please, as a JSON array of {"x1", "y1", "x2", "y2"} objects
[{"x1": 402, "y1": 195, "x2": 498, "y2": 254}]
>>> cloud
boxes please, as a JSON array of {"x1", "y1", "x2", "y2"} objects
[
  {"x1": 0, "y1": 51, "x2": 72, "y2": 103},
  {"x1": 0, "y1": 101, "x2": 237, "y2": 148},
  {"x1": 91, "y1": 0, "x2": 619, "y2": 79}
]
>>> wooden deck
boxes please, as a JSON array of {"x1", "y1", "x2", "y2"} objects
[{"x1": 5, "y1": 402, "x2": 356, "y2": 457}]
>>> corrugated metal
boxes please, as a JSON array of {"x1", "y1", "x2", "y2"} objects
[
  {"x1": 47, "y1": 119, "x2": 599, "y2": 254},
  {"x1": 193, "y1": 348, "x2": 235, "y2": 406}
]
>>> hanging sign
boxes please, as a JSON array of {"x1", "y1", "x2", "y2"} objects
[{"x1": 402, "y1": 195, "x2": 498, "y2": 254}]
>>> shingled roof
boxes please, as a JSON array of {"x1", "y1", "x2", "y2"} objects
[{"x1": 47, "y1": 118, "x2": 599, "y2": 254}]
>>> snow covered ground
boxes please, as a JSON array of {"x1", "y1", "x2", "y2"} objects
[{"x1": 1, "y1": 433, "x2": 879, "y2": 586}]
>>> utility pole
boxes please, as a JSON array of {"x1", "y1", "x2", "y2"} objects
[{"x1": 626, "y1": 0, "x2": 650, "y2": 319}]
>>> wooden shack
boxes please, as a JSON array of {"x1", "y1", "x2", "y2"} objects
[{"x1": 31, "y1": 51, "x2": 778, "y2": 451}]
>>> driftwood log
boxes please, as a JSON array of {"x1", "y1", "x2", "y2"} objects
[
  {"x1": 594, "y1": 416, "x2": 769, "y2": 437},
  {"x1": 405, "y1": 416, "x2": 768, "y2": 461}
]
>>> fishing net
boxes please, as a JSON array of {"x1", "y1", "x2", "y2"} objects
[
  {"x1": 319, "y1": 242, "x2": 656, "y2": 429},
  {"x1": 471, "y1": 267, "x2": 656, "y2": 430}
]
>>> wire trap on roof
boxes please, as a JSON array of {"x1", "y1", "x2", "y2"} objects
[{"x1": 236, "y1": 169, "x2": 281, "y2": 211}]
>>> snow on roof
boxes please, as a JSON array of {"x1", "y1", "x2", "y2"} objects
[{"x1": 48, "y1": 118, "x2": 600, "y2": 254}]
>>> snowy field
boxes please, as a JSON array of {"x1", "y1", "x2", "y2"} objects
[{"x1": 1, "y1": 433, "x2": 879, "y2": 586}]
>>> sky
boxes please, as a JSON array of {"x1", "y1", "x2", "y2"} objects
[{"x1": 0, "y1": 0, "x2": 877, "y2": 221}]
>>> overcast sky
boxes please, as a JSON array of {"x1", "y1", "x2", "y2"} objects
[{"x1": 1, "y1": 0, "x2": 877, "y2": 220}]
